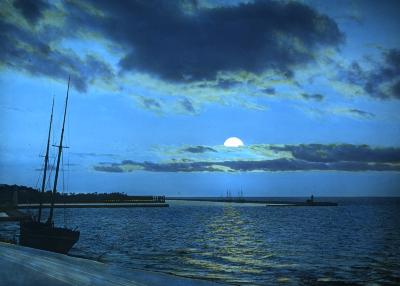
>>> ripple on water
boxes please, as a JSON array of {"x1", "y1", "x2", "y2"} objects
[{"x1": 2, "y1": 198, "x2": 399, "y2": 285}]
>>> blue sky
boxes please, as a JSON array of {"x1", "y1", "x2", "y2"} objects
[{"x1": 0, "y1": 0, "x2": 399, "y2": 196}]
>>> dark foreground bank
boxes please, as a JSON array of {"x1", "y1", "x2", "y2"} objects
[{"x1": 0, "y1": 242, "x2": 223, "y2": 286}]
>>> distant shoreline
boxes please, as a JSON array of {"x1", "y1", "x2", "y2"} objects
[{"x1": 0, "y1": 184, "x2": 165, "y2": 205}]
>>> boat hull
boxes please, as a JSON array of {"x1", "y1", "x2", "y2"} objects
[{"x1": 20, "y1": 220, "x2": 80, "y2": 254}]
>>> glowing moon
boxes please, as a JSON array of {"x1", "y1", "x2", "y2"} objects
[{"x1": 224, "y1": 137, "x2": 244, "y2": 147}]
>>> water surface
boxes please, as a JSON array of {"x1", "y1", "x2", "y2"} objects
[{"x1": 2, "y1": 198, "x2": 399, "y2": 285}]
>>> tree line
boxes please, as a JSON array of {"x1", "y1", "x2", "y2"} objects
[{"x1": 0, "y1": 184, "x2": 164, "y2": 205}]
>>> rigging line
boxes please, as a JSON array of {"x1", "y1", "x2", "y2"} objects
[
  {"x1": 46, "y1": 149, "x2": 57, "y2": 191},
  {"x1": 62, "y1": 149, "x2": 65, "y2": 196},
  {"x1": 35, "y1": 159, "x2": 45, "y2": 190},
  {"x1": 63, "y1": 91, "x2": 70, "y2": 226},
  {"x1": 62, "y1": 148, "x2": 67, "y2": 226},
  {"x1": 45, "y1": 119, "x2": 55, "y2": 194},
  {"x1": 67, "y1": 111, "x2": 71, "y2": 224},
  {"x1": 35, "y1": 131, "x2": 48, "y2": 190},
  {"x1": 38, "y1": 133, "x2": 46, "y2": 158},
  {"x1": 49, "y1": 122, "x2": 57, "y2": 179},
  {"x1": 67, "y1": 100, "x2": 70, "y2": 196},
  {"x1": 43, "y1": 149, "x2": 56, "y2": 216}
]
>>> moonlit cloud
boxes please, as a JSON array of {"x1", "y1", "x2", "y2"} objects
[
  {"x1": 81, "y1": 0, "x2": 343, "y2": 82},
  {"x1": 2, "y1": 0, "x2": 398, "y2": 118},
  {"x1": 182, "y1": 146, "x2": 217, "y2": 154},
  {"x1": 93, "y1": 144, "x2": 400, "y2": 173}
]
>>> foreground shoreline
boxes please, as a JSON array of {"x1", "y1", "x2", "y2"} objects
[{"x1": 0, "y1": 242, "x2": 223, "y2": 286}]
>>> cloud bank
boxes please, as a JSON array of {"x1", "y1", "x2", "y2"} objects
[
  {"x1": 78, "y1": 0, "x2": 343, "y2": 82},
  {"x1": 93, "y1": 144, "x2": 400, "y2": 173},
  {"x1": 1, "y1": 0, "x2": 343, "y2": 91},
  {"x1": 2, "y1": 0, "x2": 399, "y2": 120},
  {"x1": 0, "y1": 1, "x2": 114, "y2": 92}
]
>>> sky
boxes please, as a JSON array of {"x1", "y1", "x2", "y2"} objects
[{"x1": 0, "y1": 0, "x2": 400, "y2": 196}]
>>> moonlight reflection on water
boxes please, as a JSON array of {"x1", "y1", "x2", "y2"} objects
[{"x1": 2, "y1": 199, "x2": 397, "y2": 285}]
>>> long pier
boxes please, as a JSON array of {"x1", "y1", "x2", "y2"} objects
[
  {"x1": 17, "y1": 202, "x2": 169, "y2": 209},
  {"x1": 169, "y1": 198, "x2": 338, "y2": 206},
  {"x1": 1, "y1": 203, "x2": 169, "y2": 221},
  {"x1": 265, "y1": 202, "x2": 337, "y2": 206}
]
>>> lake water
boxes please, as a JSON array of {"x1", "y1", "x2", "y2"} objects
[{"x1": 1, "y1": 198, "x2": 400, "y2": 285}]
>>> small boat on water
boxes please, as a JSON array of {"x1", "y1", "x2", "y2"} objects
[{"x1": 20, "y1": 76, "x2": 80, "y2": 254}]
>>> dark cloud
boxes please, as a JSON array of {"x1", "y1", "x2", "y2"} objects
[
  {"x1": 347, "y1": 108, "x2": 375, "y2": 119},
  {"x1": 366, "y1": 49, "x2": 400, "y2": 99},
  {"x1": 269, "y1": 144, "x2": 399, "y2": 163},
  {"x1": 141, "y1": 98, "x2": 161, "y2": 110},
  {"x1": 93, "y1": 165, "x2": 124, "y2": 173},
  {"x1": 264, "y1": 88, "x2": 276, "y2": 95},
  {"x1": 1, "y1": 0, "x2": 344, "y2": 93},
  {"x1": 94, "y1": 158, "x2": 400, "y2": 173},
  {"x1": 182, "y1": 146, "x2": 217, "y2": 153},
  {"x1": 345, "y1": 61, "x2": 364, "y2": 85},
  {"x1": 180, "y1": 98, "x2": 196, "y2": 113},
  {"x1": 301, "y1": 93, "x2": 324, "y2": 102},
  {"x1": 72, "y1": 0, "x2": 343, "y2": 82},
  {"x1": 392, "y1": 80, "x2": 400, "y2": 98},
  {"x1": 386, "y1": 49, "x2": 400, "y2": 68},
  {"x1": 0, "y1": 6, "x2": 114, "y2": 92},
  {"x1": 94, "y1": 144, "x2": 400, "y2": 173},
  {"x1": 13, "y1": 0, "x2": 49, "y2": 25},
  {"x1": 383, "y1": 49, "x2": 400, "y2": 98},
  {"x1": 343, "y1": 49, "x2": 400, "y2": 100},
  {"x1": 216, "y1": 79, "x2": 241, "y2": 89}
]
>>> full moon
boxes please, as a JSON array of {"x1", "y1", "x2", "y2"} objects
[{"x1": 224, "y1": 137, "x2": 244, "y2": 147}]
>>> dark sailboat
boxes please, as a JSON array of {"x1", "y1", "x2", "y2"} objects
[{"x1": 20, "y1": 76, "x2": 80, "y2": 254}]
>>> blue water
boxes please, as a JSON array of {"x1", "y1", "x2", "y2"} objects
[{"x1": 2, "y1": 198, "x2": 400, "y2": 285}]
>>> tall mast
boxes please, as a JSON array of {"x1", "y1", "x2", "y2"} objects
[
  {"x1": 47, "y1": 76, "x2": 70, "y2": 224},
  {"x1": 37, "y1": 97, "x2": 54, "y2": 222}
]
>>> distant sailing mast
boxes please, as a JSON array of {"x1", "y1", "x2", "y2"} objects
[
  {"x1": 20, "y1": 76, "x2": 79, "y2": 254},
  {"x1": 47, "y1": 76, "x2": 70, "y2": 224},
  {"x1": 37, "y1": 98, "x2": 54, "y2": 222}
]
